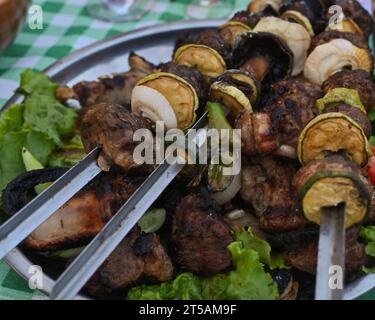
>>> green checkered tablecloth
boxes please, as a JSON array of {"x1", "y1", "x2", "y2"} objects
[
  {"x1": 0, "y1": 0, "x2": 251, "y2": 300},
  {"x1": 0, "y1": 0, "x2": 374, "y2": 301}
]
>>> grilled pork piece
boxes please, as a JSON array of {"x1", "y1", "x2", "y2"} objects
[
  {"x1": 285, "y1": 227, "x2": 366, "y2": 276},
  {"x1": 73, "y1": 52, "x2": 156, "y2": 109},
  {"x1": 236, "y1": 77, "x2": 322, "y2": 159},
  {"x1": 240, "y1": 156, "x2": 307, "y2": 233},
  {"x1": 171, "y1": 193, "x2": 233, "y2": 276},
  {"x1": 85, "y1": 228, "x2": 174, "y2": 297},
  {"x1": 2, "y1": 168, "x2": 144, "y2": 251},
  {"x1": 80, "y1": 103, "x2": 152, "y2": 172}
]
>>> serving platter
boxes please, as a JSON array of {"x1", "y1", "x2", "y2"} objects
[{"x1": 1, "y1": 20, "x2": 375, "y2": 300}]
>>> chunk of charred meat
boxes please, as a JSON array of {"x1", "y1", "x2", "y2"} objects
[
  {"x1": 232, "y1": 9, "x2": 274, "y2": 28},
  {"x1": 133, "y1": 233, "x2": 175, "y2": 282},
  {"x1": 80, "y1": 103, "x2": 152, "y2": 172},
  {"x1": 236, "y1": 77, "x2": 322, "y2": 159},
  {"x1": 236, "y1": 111, "x2": 279, "y2": 156},
  {"x1": 322, "y1": 69, "x2": 375, "y2": 112},
  {"x1": 264, "y1": 77, "x2": 323, "y2": 158},
  {"x1": 85, "y1": 228, "x2": 144, "y2": 297},
  {"x1": 171, "y1": 193, "x2": 233, "y2": 276},
  {"x1": 2, "y1": 168, "x2": 145, "y2": 251},
  {"x1": 72, "y1": 52, "x2": 156, "y2": 109},
  {"x1": 310, "y1": 30, "x2": 369, "y2": 52},
  {"x1": 285, "y1": 227, "x2": 366, "y2": 276},
  {"x1": 240, "y1": 156, "x2": 307, "y2": 233},
  {"x1": 85, "y1": 228, "x2": 174, "y2": 297},
  {"x1": 2, "y1": 168, "x2": 107, "y2": 251}
]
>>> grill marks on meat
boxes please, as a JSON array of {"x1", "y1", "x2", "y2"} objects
[
  {"x1": 285, "y1": 227, "x2": 366, "y2": 276},
  {"x1": 73, "y1": 52, "x2": 156, "y2": 109},
  {"x1": 171, "y1": 193, "x2": 233, "y2": 276},
  {"x1": 236, "y1": 77, "x2": 322, "y2": 159},
  {"x1": 85, "y1": 228, "x2": 174, "y2": 297},
  {"x1": 264, "y1": 77, "x2": 322, "y2": 156},
  {"x1": 240, "y1": 156, "x2": 307, "y2": 233},
  {"x1": 80, "y1": 103, "x2": 152, "y2": 172}
]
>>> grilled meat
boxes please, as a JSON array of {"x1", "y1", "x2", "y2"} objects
[
  {"x1": 310, "y1": 30, "x2": 369, "y2": 52},
  {"x1": 236, "y1": 77, "x2": 322, "y2": 159},
  {"x1": 85, "y1": 227, "x2": 174, "y2": 297},
  {"x1": 240, "y1": 156, "x2": 306, "y2": 233},
  {"x1": 80, "y1": 103, "x2": 152, "y2": 172},
  {"x1": 285, "y1": 227, "x2": 366, "y2": 275},
  {"x1": 322, "y1": 69, "x2": 375, "y2": 112},
  {"x1": 171, "y1": 193, "x2": 233, "y2": 276},
  {"x1": 73, "y1": 52, "x2": 156, "y2": 109},
  {"x1": 134, "y1": 233, "x2": 175, "y2": 282},
  {"x1": 2, "y1": 168, "x2": 145, "y2": 251},
  {"x1": 85, "y1": 227, "x2": 144, "y2": 297}
]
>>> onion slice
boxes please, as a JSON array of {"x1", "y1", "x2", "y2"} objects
[
  {"x1": 131, "y1": 85, "x2": 178, "y2": 130},
  {"x1": 211, "y1": 172, "x2": 241, "y2": 205}
]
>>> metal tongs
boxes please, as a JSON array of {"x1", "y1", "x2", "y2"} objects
[{"x1": 0, "y1": 110, "x2": 208, "y2": 299}]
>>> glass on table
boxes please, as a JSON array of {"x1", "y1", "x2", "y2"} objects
[
  {"x1": 186, "y1": 0, "x2": 233, "y2": 19},
  {"x1": 87, "y1": 0, "x2": 154, "y2": 23}
]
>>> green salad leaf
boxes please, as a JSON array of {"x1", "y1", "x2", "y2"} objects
[
  {"x1": 23, "y1": 94, "x2": 77, "y2": 147},
  {"x1": 127, "y1": 228, "x2": 280, "y2": 300},
  {"x1": 234, "y1": 228, "x2": 287, "y2": 270},
  {"x1": 0, "y1": 70, "x2": 81, "y2": 194},
  {"x1": 0, "y1": 104, "x2": 24, "y2": 135},
  {"x1": 19, "y1": 69, "x2": 58, "y2": 98},
  {"x1": 360, "y1": 226, "x2": 375, "y2": 274}
]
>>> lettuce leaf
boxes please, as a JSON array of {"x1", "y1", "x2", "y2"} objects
[
  {"x1": 18, "y1": 69, "x2": 57, "y2": 98},
  {"x1": 0, "y1": 130, "x2": 55, "y2": 191},
  {"x1": 0, "y1": 104, "x2": 24, "y2": 135},
  {"x1": 234, "y1": 228, "x2": 288, "y2": 270},
  {"x1": 127, "y1": 229, "x2": 279, "y2": 300},
  {"x1": 23, "y1": 94, "x2": 77, "y2": 147},
  {"x1": 360, "y1": 226, "x2": 375, "y2": 274}
]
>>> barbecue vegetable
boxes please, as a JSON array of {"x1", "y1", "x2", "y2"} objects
[
  {"x1": 326, "y1": 18, "x2": 363, "y2": 35},
  {"x1": 131, "y1": 86, "x2": 178, "y2": 130},
  {"x1": 322, "y1": 69, "x2": 375, "y2": 112},
  {"x1": 219, "y1": 21, "x2": 252, "y2": 46},
  {"x1": 173, "y1": 30, "x2": 230, "y2": 79},
  {"x1": 206, "y1": 102, "x2": 241, "y2": 205},
  {"x1": 331, "y1": 0, "x2": 374, "y2": 38},
  {"x1": 209, "y1": 70, "x2": 259, "y2": 114},
  {"x1": 316, "y1": 88, "x2": 366, "y2": 114},
  {"x1": 304, "y1": 39, "x2": 373, "y2": 85},
  {"x1": 253, "y1": 17, "x2": 311, "y2": 75},
  {"x1": 293, "y1": 154, "x2": 372, "y2": 228},
  {"x1": 137, "y1": 208, "x2": 166, "y2": 233},
  {"x1": 248, "y1": 0, "x2": 283, "y2": 14},
  {"x1": 281, "y1": 10, "x2": 314, "y2": 36},
  {"x1": 298, "y1": 113, "x2": 371, "y2": 167},
  {"x1": 232, "y1": 32, "x2": 293, "y2": 85},
  {"x1": 133, "y1": 72, "x2": 199, "y2": 130}
]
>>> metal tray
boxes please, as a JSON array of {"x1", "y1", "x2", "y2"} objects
[{"x1": 2, "y1": 20, "x2": 375, "y2": 300}]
